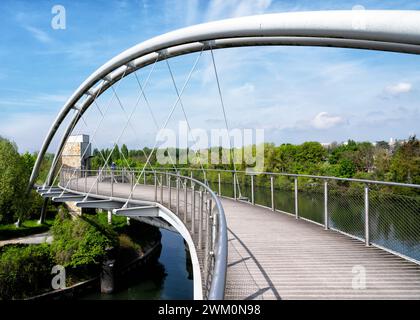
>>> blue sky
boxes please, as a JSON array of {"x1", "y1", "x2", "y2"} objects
[{"x1": 0, "y1": 0, "x2": 420, "y2": 152}]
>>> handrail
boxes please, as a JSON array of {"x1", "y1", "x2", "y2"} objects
[
  {"x1": 59, "y1": 168, "x2": 228, "y2": 299},
  {"x1": 138, "y1": 167, "x2": 420, "y2": 189},
  {"x1": 94, "y1": 166, "x2": 419, "y2": 264}
]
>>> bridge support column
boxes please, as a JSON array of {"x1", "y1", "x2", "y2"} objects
[
  {"x1": 108, "y1": 210, "x2": 112, "y2": 225},
  {"x1": 38, "y1": 198, "x2": 49, "y2": 224}
]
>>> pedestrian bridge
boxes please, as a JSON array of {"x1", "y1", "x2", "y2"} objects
[
  {"x1": 38, "y1": 168, "x2": 420, "y2": 299},
  {"x1": 29, "y1": 11, "x2": 420, "y2": 299}
]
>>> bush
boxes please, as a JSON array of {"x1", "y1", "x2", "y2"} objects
[
  {"x1": 0, "y1": 244, "x2": 53, "y2": 299},
  {"x1": 50, "y1": 209, "x2": 117, "y2": 268}
]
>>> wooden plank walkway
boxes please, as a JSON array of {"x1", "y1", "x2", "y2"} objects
[{"x1": 64, "y1": 178, "x2": 420, "y2": 300}]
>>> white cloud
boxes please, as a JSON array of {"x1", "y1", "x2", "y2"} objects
[
  {"x1": 311, "y1": 112, "x2": 345, "y2": 130},
  {"x1": 385, "y1": 82, "x2": 412, "y2": 95},
  {"x1": 205, "y1": 0, "x2": 272, "y2": 21},
  {"x1": 24, "y1": 26, "x2": 52, "y2": 43}
]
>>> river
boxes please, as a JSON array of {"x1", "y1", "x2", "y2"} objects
[{"x1": 81, "y1": 229, "x2": 193, "y2": 300}]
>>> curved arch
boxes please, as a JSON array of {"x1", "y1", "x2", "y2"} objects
[{"x1": 31, "y1": 10, "x2": 420, "y2": 187}]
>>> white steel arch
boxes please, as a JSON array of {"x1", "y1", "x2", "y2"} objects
[{"x1": 30, "y1": 10, "x2": 420, "y2": 187}]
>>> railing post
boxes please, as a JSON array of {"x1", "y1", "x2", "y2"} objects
[
  {"x1": 251, "y1": 174, "x2": 255, "y2": 205},
  {"x1": 184, "y1": 179, "x2": 188, "y2": 223},
  {"x1": 218, "y1": 172, "x2": 221, "y2": 196},
  {"x1": 111, "y1": 171, "x2": 114, "y2": 197},
  {"x1": 324, "y1": 180, "x2": 329, "y2": 230},
  {"x1": 294, "y1": 176, "x2": 298, "y2": 219},
  {"x1": 84, "y1": 171, "x2": 87, "y2": 193},
  {"x1": 191, "y1": 183, "x2": 195, "y2": 234},
  {"x1": 233, "y1": 173, "x2": 237, "y2": 200},
  {"x1": 198, "y1": 190, "x2": 203, "y2": 249},
  {"x1": 131, "y1": 171, "x2": 134, "y2": 191},
  {"x1": 204, "y1": 198, "x2": 212, "y2": 286},
  {"x1": 154, "y1": 173, "x2": 157, "y2": 202},
  {"x1": 160, "y1": 174, "x2": 164, "y2": 204},
  {"x1": 190, "y1": 171, "x2": 193, "y2": 187},
  {"x1": 96, "y1": 170, "x2": 99, "y2": 194},
  {"x1": 176, "y1": 176, "x2": 180, "y2": 216},
  {"x1": 168, "y1": 175, "x2": 172, "y2": 209},
  {"x1": 364, "y1": 184, "x2": 370, "y2": 246},
  {"x1": 144, "y1": 172, "x2": 146, "y2": 185},
  {"x1": 271, "y1": 175, "x2": 275, "y2": 211}
]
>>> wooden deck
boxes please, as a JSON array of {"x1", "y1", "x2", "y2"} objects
[{"x1": 64, "y1": 178, "x2": 420, "y2": 300}]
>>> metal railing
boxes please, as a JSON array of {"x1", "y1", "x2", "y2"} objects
[
  {"x1": 59, "y1": 167, "x2": 227, "y2": 300},
  {"x1": 152, "y1": 167, "x2": 420, "y2": 264}
]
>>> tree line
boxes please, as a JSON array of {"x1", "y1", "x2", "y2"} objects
[{"x1": 90, "y1": 136, "x2": 419, "y2": 185}]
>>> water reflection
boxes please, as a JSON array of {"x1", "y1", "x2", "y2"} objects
[{"x1": 81, "y1": 229, "x2": 193, "y2": 300}]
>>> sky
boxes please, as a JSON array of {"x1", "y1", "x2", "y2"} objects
[{"x1": 0, "y1": 0, "x2": 419, "y2": 153}]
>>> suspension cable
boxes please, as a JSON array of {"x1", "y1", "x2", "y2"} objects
[
  {"x1": 165, "y1": 58, "x2": 209, "y2": 185},
  {"x1": 81, "y1": 59, "x2": 162, "y2": 200},
  {"x1": 133, "y1": 70, "x2": 179, "y2": 175},
  {"x1": 46, "y1": 80, "x2": 112, "y2": 191},
  {"x1": 59, "y1": 66, "x2": 129, "y2": 196},
  {"x1": 209, "y1": 44, "x2": 242, "y2": 197},
  {"x1": 124, "y1": 49, "x2": 204, "y2": 206}
]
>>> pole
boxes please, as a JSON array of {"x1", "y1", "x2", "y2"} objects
[
  {"x1": 324, "y1": 180, "x2": 329, "y2": 230},
  {"x1": 111, "y1": 171, "x2": 114, "y2": 197},
  {"x1": 191, "y1": 184, "x2": 195, "y2": 234},
  {"x1": 233, "y1": 173, "x2": 237, "y2": 200},
  {"x1": 160, "y1": 174, "x2": 163, "y2": 204},
  {"x1": 176, "y1": 176, "x2": 180, "y2": 215},
  {"x1": 251, "y1": 174, "x2": 255, "y2": 205},
  {"x1": 198, "y1": 190, "x2": 203, "y2": 249},
  {"x1": 271, "y1": 176, "x2": 274, "y2": 211},
  {"x1": 168, "y1": 175, "x2": 172, "y2": 209},
  {"x1": 218, "y1": 172, "x2": 221, "y2": 196},
  {"x1": 154, "y1": 173, "x2": 157, "y2": 202},
  {"x1": 184, "y1": 179, "x2": 188, "y2": 223},
  {"x1": 364, "y1": 184, "x2": 370, "y2": 246},
  {"x1": 294, "y1": 177, "x2": 298, "y2": 219}
]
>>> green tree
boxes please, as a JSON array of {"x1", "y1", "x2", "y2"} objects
[
  {"x1": 121, "y1": 144, "x2": 129, "y2": 160},
  {"x1": 0, "y1": 138, "x2": 30, "y2": 224},
  {"x1": 389, "y1": 135, "x2": 420, "y2": 184}
]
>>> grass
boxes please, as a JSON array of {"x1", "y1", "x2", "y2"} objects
[{"x1": 0, "y1": 219, "x2": 54, "y2": 241}]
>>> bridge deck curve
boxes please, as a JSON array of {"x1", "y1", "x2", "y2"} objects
[{"x1": 63, "y1": 177, "x2": 420, "y2": 300}]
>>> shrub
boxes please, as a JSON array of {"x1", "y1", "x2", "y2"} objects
[
  {"x1": 0, "y1": 244, "x2": 53, "y2": 299},
  {"x1": 50, "y1": 210, "x2": 117, "y2": 268}
]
